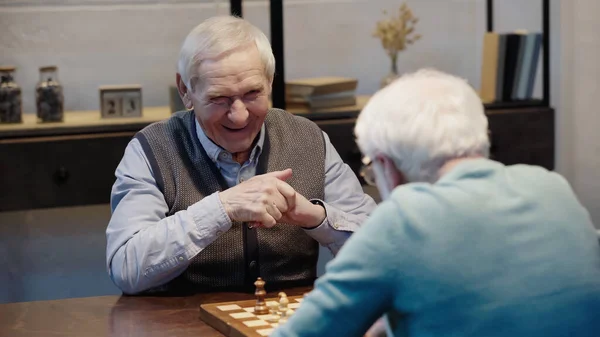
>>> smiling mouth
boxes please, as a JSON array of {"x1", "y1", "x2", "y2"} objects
[{"x1": 223, "y1": 125, "x2": 247, "y2": 132}]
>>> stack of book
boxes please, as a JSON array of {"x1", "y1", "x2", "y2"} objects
[
  {"x1": 479, "y1": 31, "x2": 543, "y2": 104},
  {"x1": 285, "y1": 77, "x2": 358, "y2": 111}
]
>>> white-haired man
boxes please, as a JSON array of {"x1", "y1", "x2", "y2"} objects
[
  {"x1": 105, "y1": 16, "x2": 376, "y2": 295},
  {"x1": 272, "y1": 69, "x2": 600, "y2": 337}
]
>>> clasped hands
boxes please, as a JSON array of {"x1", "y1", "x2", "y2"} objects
[{"x1": 218, "y1": 168, "x2": 326, "y2": 229}]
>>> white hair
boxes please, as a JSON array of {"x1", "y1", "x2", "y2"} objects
[
  {"x1": 354, "y1": 68, "x2": 490, "y2": 183},
  {"x1": 177, "y1": 15, "x2": 275, "y2": 89}
]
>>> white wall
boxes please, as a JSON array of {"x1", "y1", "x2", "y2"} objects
[
  {"x1": 1, "y1": 0, "x2": 550, "y2": 114},
  {"x1": 0, "y1": 204, "x2": 119, "y2": 303},
  {"x1": 559, "y1": 0, "x2": 600, "y2": 227}
]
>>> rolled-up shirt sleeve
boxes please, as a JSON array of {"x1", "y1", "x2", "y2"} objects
[
  {"x1": 106, "y1": 138, "x2": 232, "y2": 294},
  {"x1": 303, "y1": 132, "x2": 377, "y2": 255}
]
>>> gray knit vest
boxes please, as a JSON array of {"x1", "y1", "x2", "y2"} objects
[{"x1": 135, "y1": 109, "x2": 325, "y2": 292}]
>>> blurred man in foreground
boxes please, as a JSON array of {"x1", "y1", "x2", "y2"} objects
[{"x1": 272, "y1": 69, "x2": 600, "y2": 337}]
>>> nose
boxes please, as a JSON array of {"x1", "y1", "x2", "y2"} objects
[{"x1": 228, "y1": 98, "x2": 249, "y2": 125}]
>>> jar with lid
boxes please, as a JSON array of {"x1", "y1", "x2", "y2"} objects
[
  {"x1": 36, "y1": 65, "x2": 64, "y2": 122},
  {"x1": 0, "y1": 66, "x2": 23, "y2": 123}
]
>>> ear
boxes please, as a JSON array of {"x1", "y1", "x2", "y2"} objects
[
  {"x1": 176, "y1": 73, "x2": 194, "y2": 110},
  {"x1": 375, "y1": 155, "x2": 407, "y2": 187},
  {"x1": 267, "y1": 76, "x2": 274, "y2": 95}
]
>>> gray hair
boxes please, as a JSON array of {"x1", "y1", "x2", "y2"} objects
[
  {"x1": 177, "y1": 15, "x2": 275, "y2": 90},
  {"x1": 355, "y1": 68, "x2": 490, "y2": 183}
]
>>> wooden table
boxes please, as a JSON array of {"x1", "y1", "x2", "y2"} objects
[{"x1": 0, "y1": 288, "x2": 310, "y2": 337}]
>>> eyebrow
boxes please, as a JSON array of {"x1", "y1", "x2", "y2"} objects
[
  {"x1": 206, "y1": 84, "x2": 264, "y2": 98},
  {"x1": 205, "y1": 91, "x2": 226, "y2": 98}
]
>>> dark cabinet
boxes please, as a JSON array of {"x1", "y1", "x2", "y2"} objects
[
  {"x1": 316, "y1": 106, "x2": 555, "y2": 183},
  {"x1": 315, "y1": 118, "x2": 363, "y2": 178},
  {"x1": 0, "y1": 106, "x2": 554, "y2": 212},
  {"x1": 487, "y1": 107, "x2": 554, "y2": 169},
  {"x1": 0, "y1": 133, "x2": 134, "y2": 212}
]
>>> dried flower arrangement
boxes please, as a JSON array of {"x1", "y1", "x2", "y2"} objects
[{"x1": 373, "y1": 2, "x2": 422, "y2": 86}]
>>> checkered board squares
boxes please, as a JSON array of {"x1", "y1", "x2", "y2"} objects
[
  {"x1": 256, "y1": 328, "x2": 276, "y2": 336},
  {"x1": 230, "y1": 312, "x2": 255, "y2": 319},
  {"x1": 199, "y1": 295, "x2": 305, "y2": 337},
  {"x1": 217, "y1": 304, "x2": 243, "y2": 311}
]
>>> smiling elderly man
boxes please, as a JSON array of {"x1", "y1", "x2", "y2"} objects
[{"x1": 105, "y1": 16, "x2": 376, "y2": 295}]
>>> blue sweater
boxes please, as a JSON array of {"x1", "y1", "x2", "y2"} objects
[{"x1": 272, "y1": 159, "x2": 600, "y2": 337}]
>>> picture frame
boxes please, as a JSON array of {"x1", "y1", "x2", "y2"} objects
[{"x1": 99, "y1": 85, "x2": 142, "y2": 118}]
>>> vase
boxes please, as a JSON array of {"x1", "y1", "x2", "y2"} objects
[{"x1": 380, "y1": 54, "x2": 400, "y2": 88}]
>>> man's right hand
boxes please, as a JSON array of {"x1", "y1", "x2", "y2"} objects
[{"x1": 218, "y1": 168, "x2": 297, "y2": 227}]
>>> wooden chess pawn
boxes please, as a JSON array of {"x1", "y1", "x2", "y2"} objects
[{"x1": 254, "y1": 277, "x2": 269, "y2": 315}]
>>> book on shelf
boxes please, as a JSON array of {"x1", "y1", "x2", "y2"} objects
[
  {"x1": 286, "y1": 76, "x2": 358, "y2": 97},
  {"x1": 479, "y1": 31, "x2": 542, "y2": 104},
  {"x1": 285, "y1": 76, "x2": 358, "y2": 110},
  {"x1": 286, "y1": 91, "x2": 357, "y2": 110}
]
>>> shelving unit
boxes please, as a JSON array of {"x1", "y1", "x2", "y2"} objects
[
  {"x1": 230, "y1": 0, "x2": 551, "y2": 111},
  {"x1": 484, "y1": 0, "x2": 551, "y2": 110},
  {"x1": 224, "y1": 0, "x2": 555, "y2": 174},
  {"x1": 229, "y1": 0, "x2": 286, "y2": 109}
]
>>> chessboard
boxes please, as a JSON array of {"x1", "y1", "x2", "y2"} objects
[{"x1": 199, "y1": 294, "x2": 303, "y2": 337}]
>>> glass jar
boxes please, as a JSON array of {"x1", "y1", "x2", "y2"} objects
[
  {"x1": 0, "y1": 66, "x2": 23, "y2": 123},
  {"x1": 36, "y1": 66, "x2": 64, "y2": 123}
]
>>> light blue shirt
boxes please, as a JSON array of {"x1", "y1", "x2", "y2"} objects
[
  {"x1": 106, "y1": 119, "x2": 376, "y2": 294},
  {"x1": 272, "y1": 158, "x2": 600, "y2": 337}
]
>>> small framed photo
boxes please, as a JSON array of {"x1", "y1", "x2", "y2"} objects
[{"x1": 99, "y1": 85, "x2": 142, "y2": 118}]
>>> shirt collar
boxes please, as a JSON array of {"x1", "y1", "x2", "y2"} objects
[{"x1": 194, "y1": 118, "x2": 265, "y2": 164}]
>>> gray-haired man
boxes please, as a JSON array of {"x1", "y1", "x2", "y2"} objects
[{"x1": 105, "y1": 16, "x2": 376, "y2": 295}]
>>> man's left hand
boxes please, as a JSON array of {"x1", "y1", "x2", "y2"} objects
[
  {"x1": 250, "y1": 192, "x2": 326, "y2": 229},
  {"x1": 279, "y1": 193, "x2": 326, "y2": 229}
]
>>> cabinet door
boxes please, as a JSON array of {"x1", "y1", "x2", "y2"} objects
[
  {"x1": 314, "y1": 118, "x2": 363, "y2": 180},
  {"x1": 0, "y1": 132, "x2": 134, "y2": 212},
  {"x1": 312, "y1": 109, "x2": 555, "y2": 181},
  {"x1": 488, "y1": 108, "x2": 555, "y2": 170}
]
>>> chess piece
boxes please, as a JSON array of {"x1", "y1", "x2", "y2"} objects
[
  {"x1": 254, "y1": 277, "x2": 269, "y2": 315},
  {"x1": 268, "y1": 302, "x2": 279, "y2": 315},
  {"x1": 278, "y1": 292, "x2": 289, "y2": 323},
  {"x1": 266, "y1": 303, "x2": 280, "y2": 323}
]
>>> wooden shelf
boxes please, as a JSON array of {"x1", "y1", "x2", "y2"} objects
[
  {"x1": 0, "y1": 96, "x2": 371, "y2": 139},
  {"x1": 0, "y1": 107, "x2": 169, "y2": 139}
]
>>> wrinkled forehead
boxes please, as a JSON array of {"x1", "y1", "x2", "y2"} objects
[{"x1": 190, "y1": 44, "x2": 267, "y2": 93}]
